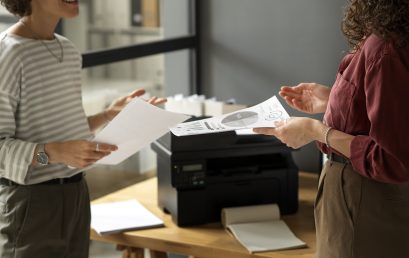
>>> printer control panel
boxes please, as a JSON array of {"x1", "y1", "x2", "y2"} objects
[{"x1": 173, "y1": 163, "x2": 206, "y2": 189}]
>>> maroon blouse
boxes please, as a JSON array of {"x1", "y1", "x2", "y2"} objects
[{"x1": 321, "y1": 34, "x2": 409, "y2": 183}]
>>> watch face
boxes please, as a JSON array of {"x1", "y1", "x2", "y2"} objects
[{"x1": 37, "y1": 152, "x2": 49, "y2": 165}]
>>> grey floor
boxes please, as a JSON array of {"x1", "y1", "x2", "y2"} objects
[{"x1": 89, "y1": 242, "x2": 121, "y2": 258}]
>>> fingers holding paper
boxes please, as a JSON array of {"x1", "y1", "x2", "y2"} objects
[
  {"x1": 45, "y1": 140, "x2": 118, "y2": 168},
  {"x1": 147, "y1": 96, "x2": 167, "y2": 106},
  {"x1": 129, "y1": 89, "x2": 167, "y2": 106},
  {"x1": 105, "y1": 89, "x2": 167, "y2": 121},
  {"x1": 253, "y1": 117, "x2": 316, "y2": 149}
]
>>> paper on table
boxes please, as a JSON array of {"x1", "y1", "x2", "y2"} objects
[
  {"x1": 91, "y1": 200, "x2": 164, "y2": 235},
  {"x1": 94, "y1": 97, "x2": 190, "y2": 165},
  {"x1": 221, "y1": 204, "x2": 280, "y2": 226},
  {"x1": 222, "y1": 204, "x2": 306, "y2": 253},
  {"x1": 170, "y1": 96, "x2": 289, "y2": 137}
]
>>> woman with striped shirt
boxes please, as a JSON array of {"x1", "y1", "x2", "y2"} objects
[{"x1": 0, "y1": 0, "x2": 165, "y2": 257}]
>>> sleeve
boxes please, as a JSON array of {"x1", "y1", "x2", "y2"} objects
[
  {"x1": 350, "y1": 53, "x2": 409, "y2": 183},
  {"x1": 0, "y1": 54, "x2": 37, "y2": 184}
]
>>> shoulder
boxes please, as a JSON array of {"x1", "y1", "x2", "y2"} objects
[
  {"x1": 0, "y1": 33, "x2": 25, "y2": 96},
  {"x1": 55, "y1": 34, "x2": 82, "y2": 63},
  {"x1": 361, "y1": 34, "x2": 408, "y2": 65},
  {"x1": 0, "y1": 32, "x2": 26, "y2": 74},
  {"x1": 0, "y1": 32, "x2": 26, "y2": 59},
  {"x1": 55, "y1": 34, "x2": 79, "y2": 52}
]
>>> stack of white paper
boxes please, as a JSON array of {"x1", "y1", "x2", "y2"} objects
[{"x1": 91, "y1": 200, "x2": 164, "y2": 235}]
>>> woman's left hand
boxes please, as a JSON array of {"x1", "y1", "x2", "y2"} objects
[
  {"x1": 105, "y1": 89, "x2": 167, "y2": 121},
  {"x1": 253, "y1": 117, "x2": 315, "y2": 149}
]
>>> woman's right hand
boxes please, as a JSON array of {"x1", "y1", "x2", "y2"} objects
[
  {"x1": 279, "y1": 83, "x2": 331, "y2": 114},
  {"x1": 45, "y1": 140, "x2": 118, "y2": 168}
]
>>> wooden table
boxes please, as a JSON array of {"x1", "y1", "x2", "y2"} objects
[{"x1": 90, "y1": 172, "x2": 318, "y2": 258}]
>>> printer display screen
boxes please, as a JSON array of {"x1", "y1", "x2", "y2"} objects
[{"x1": 182, "y1": 164, "x2": 203, "y2": 172}]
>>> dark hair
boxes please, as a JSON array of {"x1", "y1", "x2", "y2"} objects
[
  {"x1": 342, "y1": 0, "x2": 409, "y2": 49},
  {"x1": 0, "y1": 0, "x2": 32, "y2": 17}
]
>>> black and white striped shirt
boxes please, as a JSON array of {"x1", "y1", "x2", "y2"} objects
[{"x1": 0, "y1": 32, "x2": 91, "y2": 185}]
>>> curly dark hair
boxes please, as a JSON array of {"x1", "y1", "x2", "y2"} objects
[
  {"x1": 342, "y1": 0, "x2": 409, "y2": 49},
  {"x1": 0, "y1": 0, "x2": 31, "y2": 17}
]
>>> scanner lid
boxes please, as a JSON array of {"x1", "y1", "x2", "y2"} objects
[{"x1": 155, "y1": 130, "x2": 289, "y2": 153}]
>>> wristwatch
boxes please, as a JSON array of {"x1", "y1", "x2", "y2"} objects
[{"x1": 36, "y1": 144, "x2": 49, "y2": 166}]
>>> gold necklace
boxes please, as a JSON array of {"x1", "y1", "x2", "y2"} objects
[{"x1": 19, "y1": 20, "x2": 64, "y2": 63}]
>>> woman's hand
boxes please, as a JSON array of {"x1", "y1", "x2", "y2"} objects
[
  {"x1": 104, "y1": 89, "x2": 167, "y2": 121},
  {"x1": 45, "y1": 140, "x2": 118, "y2": 168},
  {"x1": 279, "y1": 83, "x2": 331, "y2": 114},
  {"x1": 88, "y1": 89, "x2": 167, "y2": 133},
  {"x1": 254, "y1": 117, "x2": 354, "y2": 158},
  {"x1": 253, "y1": 117, "x2": 319, "y2": 149}
]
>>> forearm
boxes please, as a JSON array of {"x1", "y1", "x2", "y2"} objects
[
  {"x1": 308, "y1": 120, "x2": 354, "y2": 158},
  {"x1": 31, "y1": 110, "x2": 111, "y2": 166},
  {"x1": 1, "y1": 138, "x2": 37, "y2": 184},
  {"x1": 33, "y1": 140, "x2": 115, "y2": 169},
  {"x1": 87, "y1": 110, "x2": 111, "y2": 133}
]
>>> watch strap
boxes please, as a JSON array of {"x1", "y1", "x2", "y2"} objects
[{"x1": 37, "y1": 143, "x2": 45, "y2": 154}]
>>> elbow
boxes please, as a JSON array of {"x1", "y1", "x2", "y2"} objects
[{"x1": 368, "y1": 160, "x2": 409, "y2": 184}]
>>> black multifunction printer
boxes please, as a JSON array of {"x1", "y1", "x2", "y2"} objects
[{"x1": 151, "y1": 129, "x2": 299, "y2": 227}]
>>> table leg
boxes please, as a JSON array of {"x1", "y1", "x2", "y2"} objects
[
  {"x1": 116, "y1": 245, "x2": 145, "y2": 258},
  {"x1": 149, "y1": 250, "x2": 167, "y2": 258}
]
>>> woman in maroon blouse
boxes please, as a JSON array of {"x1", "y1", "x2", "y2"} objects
[{"x1": 254, "y1": 1, "x2": 409, "y2": 257}]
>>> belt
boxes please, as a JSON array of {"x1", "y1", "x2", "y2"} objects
[
  {"x1": 328, "y1": 153, "x2": 350, "y2": 164},
  {"x1": 0, "y1": 173, "x2": 84, "y2": 187}
]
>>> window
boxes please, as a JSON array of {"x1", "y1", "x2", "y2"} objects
[
  {"x1": 69, "y1": 0, "x2": 199, "y2": 104},
  {"x1": 0, "y1": 0, "x2": 200, "y2": 177}
]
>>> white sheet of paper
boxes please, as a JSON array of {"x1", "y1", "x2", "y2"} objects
[
  {"x1": 91, "y1": 200, "x2": 164, "y2": 235},
  {"x1": 94, "y1": 97, "x2": 189, "y2": 165},
  {"x1": 222, "y1": 204, "x2": 306, "y2": 253},
  {"x1": 170, "y1": 96, "x2": 289, "y2": 137},
  {"x1": 228, "y1": 221, "x2": 306, "y2": 253}
]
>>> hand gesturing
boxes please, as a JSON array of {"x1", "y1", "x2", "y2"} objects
[{"x1": 279, "y1": 83, "x2": 330, "y2": 114}]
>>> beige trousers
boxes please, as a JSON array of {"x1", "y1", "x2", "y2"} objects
[
  {"x1": 315, "y1": 161, "x2": 409, "y2": 258},
  {"x1": 0, "y1": 178, "x2": 90, "y2": 258}
]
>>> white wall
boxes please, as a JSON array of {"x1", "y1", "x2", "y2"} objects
[{"x1": 0, "y1": 6, "x2": 8, "y2": 14}]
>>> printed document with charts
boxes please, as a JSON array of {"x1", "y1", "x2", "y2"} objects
[
  {"x1": 91, "y1": 200, "x2": 164, "y2": 235},
  {"x1": 170, "y1": 96, "x2": 289, "y2": 136},
  {"x1": 221, "y1": 204, "x2": 306, "y2": 253}
]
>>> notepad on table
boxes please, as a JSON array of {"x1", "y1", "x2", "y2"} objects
[
  {"x1": 91, "y1": 199, "x2": 164, "y2": 235},
  {"x1": 221, "y1": 204, "x2": 306, "y2": 253}
]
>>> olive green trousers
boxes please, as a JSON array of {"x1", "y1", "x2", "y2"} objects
[
  {"x1": 0, "y1": 178, "x2": 90, "y2": 258},
  {"x1": 315, "y1": 161, "x2": 409, "y2": 258}
]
